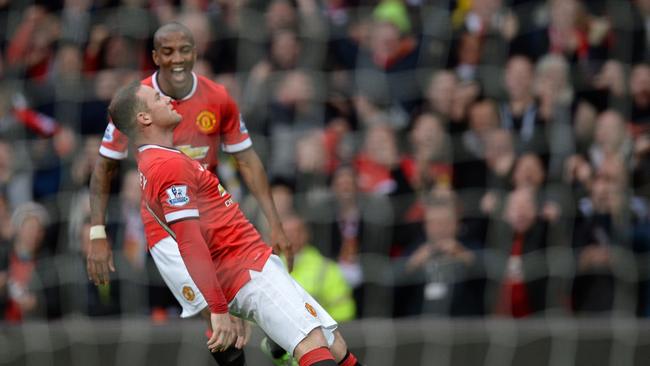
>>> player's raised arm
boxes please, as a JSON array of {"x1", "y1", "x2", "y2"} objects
[
  {"x1": 87, "y1": 155, "x2": 118, "y2": 285},
  {"x1": 233, "y1": 147, "x2": 295, "y2": 272}
]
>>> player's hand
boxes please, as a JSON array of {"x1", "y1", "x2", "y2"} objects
[
  {"x1": 230, "y1": 315, "x2": 251, "y2": 349},
  {"x1": 86, "y1": 238, "x2": 115, "y2": 286},
  {"x1": 207, "y1": 313, "x2": 236, "y2": 353},
  {"x1": 270, "y1": 224, "x2": 295, "y2": 272}
]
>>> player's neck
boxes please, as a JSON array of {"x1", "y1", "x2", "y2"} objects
[
  {"x1": 156, "y1": 74, "x2": 193, "y2": 100},
  {"x1": 137, "y1": 127, "x2": 175, "y2": 149}
]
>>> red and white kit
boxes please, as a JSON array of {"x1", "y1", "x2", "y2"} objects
[
  {"x1": 98, "y1": 72, "x2": 252, "y2": 316},
  {"x1": 138, "y1": 145, "x2": 337, "y2": 355}
]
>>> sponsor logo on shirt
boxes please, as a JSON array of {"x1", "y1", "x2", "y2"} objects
[
  {"x1": 166, "y1": 185, "x2": 190, "y2": 206},
  {"x1": 239, "y1": 114, "x2": 248, "y2": 134},
  {"x1": 182, "y1": 286, "x2": 196, "y2": 302},
  {"x1": 196, "y1": 110, "x2": 217, "y2": 134},
  {"x1": 305, "y1": 303, "x2": 317, "y2": 318},
  {"x1": 217, "y1": 183, "x2": 227, "y2": 197},
  {"x1": 138, "y1": 170, "x2": 147, "y2": 190},
  {"x1": 103, "y1": 123, "x2": 115, "y2": 142},
  {"x1": 176, "y1": 145, "x2": 209, "y2": 160}
]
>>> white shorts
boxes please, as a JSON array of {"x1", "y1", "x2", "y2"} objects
[
  {"x1": 229, "y1": 255, "x2": 338, "y2": 355},
  {"x1": 151, "y1": 239, "x2": 338, "y2": 354},
  {"x1": 150, "y1": 236, "x2": 208, "y2": 318}
]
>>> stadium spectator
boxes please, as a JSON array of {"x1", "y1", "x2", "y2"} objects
[
  {"x1": 355, "y1": 122, "x2": 410, "y2": 196},
  {"x1": 533, "y1": 54, "x2": 574, "y2": 124},
  {"x1": 4, "y1": 202, "x2": 59, "y2": 321},
  {"x1": 0, "y1": 138, "x2": 32, "y2": 209},
  {"x1": 242, "y1": 28, "x2": 305, "y2": 135},
  {"x1": 453, "y1": 99, "x2": 501, "y2": 244},
  {"x1": 629, "y1": 63, "x2": 650, "y2": 127},
  {"x1": 572, "y1": 155, "x2": 640, "y2": 315},
  {"x1": 352, "y1": 10, "x2": 421, "y2": 126},
  {"x1": 294, "y1": 128, "x2": 331, "y2": 205},
  {"x1": 402, "y1": 113, "x2": 453, "y2": 193},
  {"x1": 418, "y1": 70, "x2": 481, "y2": 137},
  {"x1": 500, "y1": 55, "x2": 549, "y2": 159},
  {"x1": 479, "y1": 128, "x2": 516, "y2": 217},
  {"x1": 396, "y1": 194, "x2": 485, "y2": 317},
  {"x1": 487, "y1": 188, "x2": 551, "y2": 317},
  {"x1": 516, "y1": 0, "x2": 612, "y2": 64},
  {"x1": 420, "y1": 70, "x2": 459, "y2": 124},
  {"x1": 264, "y1": 70, "x2": 325, "y2": 179},
  {"x1": 5, "y1": 5, "x2": 60, "y2": 82},
  {"x1": 308, "y1": 165, "x2": 393, "y2": 318},
  {"x1": 588, "y1": 110, "x2": 632, "y2": 170}
]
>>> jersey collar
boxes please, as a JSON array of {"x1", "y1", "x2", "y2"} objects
[
  {"x1": 138, "y1": 144, "x2": 181, "y2": 153},
  {"x1": 152, "y1": 71, "x2": 198, "y2": 101}
]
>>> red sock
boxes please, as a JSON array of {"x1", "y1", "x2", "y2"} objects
[
  {"x1": 299, "y1": 347, "x2": 335, "y2": 366},
  {"x1": 338, "y1": 350, "x2": 359, "y2": 366}
]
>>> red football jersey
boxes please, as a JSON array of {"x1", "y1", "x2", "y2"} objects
[
  {"x1": 99, "y1": 72, "x2": 252, "y2": 248},
  {"x1": 138, "y1": 144, "x2": 272, "y2": 302}
]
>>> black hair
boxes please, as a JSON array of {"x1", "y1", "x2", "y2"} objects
[{"x1": 153, "y1": 22, "x2": 195, "y2": 50}]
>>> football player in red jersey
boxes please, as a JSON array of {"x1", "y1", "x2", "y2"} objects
[
  {"x1": 108, "y1": 81, "x2": 364, "y2": 366},
  {"x1": 87, "y1": 23, "x2": 295, "y2": 366}
]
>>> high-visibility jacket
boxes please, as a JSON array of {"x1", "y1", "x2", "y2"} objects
[{"x1": 290, "y1": 245, "x2": 356, "y2": 322}]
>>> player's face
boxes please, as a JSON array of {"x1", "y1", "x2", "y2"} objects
[
  {"x1": 137, "y1": 85, "x2": 182, "y2": 127},
  {"x1": 152, "y1": 31, "x2": 196, "y2": 91}
]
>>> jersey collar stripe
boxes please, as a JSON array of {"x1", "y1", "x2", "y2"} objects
[
  {"x1": 138, "y1": 144, "x2": 181, "y2": 153},
  {"x1": 165, "y1": 209, "x2": 199, "y2": 223},
  {"x1": 151, "y1": 71, "x2": 198, "y2": 101}
]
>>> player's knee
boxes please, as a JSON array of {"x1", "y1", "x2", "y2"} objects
[{"x1": 293, "y1": 327, "x2": 329, "y2": 360}]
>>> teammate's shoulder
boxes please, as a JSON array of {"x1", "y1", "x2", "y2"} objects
[
  {"x1": 196, "y1": 74, "x2": 229, "y2": 95},
  {"x1": 141, "y1": 75, "x2": 154, "y2": 87}
]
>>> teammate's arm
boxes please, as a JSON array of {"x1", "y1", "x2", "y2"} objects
[
  {"x1": 170, "y1": 218, "x2": 235, "y2": 352},
  {"x1": 232, "y1": 148, "x2": 295, "y2": 271},
  {"x1": 87, "y1": 155, "x2": 118, "y2": 285}
]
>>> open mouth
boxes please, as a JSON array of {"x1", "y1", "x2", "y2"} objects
[{"x1": 170, "y1": 66, "x2": 188, "y2": 82}]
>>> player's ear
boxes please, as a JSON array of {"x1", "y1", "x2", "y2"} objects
[
  {"x1": 136, "y1": 111, "x2": 152, "y2": 127},
  {"x1": 152, "y1": 49, "x2": 160, "y2": 66}
]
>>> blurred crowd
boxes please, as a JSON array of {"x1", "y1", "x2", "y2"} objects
[{"x1": 0, "y1": 0, "x2": 649, "y2": 323}]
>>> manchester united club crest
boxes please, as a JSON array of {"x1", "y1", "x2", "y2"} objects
[
  {"x1": 196, "y1": 110, "x2": 217, "y2": 134},
  {"x1": 182, "y1": 286, "x2": 195, "y2": 302},
  {"x1": 305, "y1": 302, "x2": 317, "y2": 318}
]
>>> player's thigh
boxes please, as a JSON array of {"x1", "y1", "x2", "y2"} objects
[
  {"x1": 231, "y1": 255, "x2": 338, "y2": 355},
  {"x1": 149, "y1": 236, "x2": 207, "y2": 318}
]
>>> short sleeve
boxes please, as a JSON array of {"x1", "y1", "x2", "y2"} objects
[
  {"x1": 99, "y1": 122, "x2": 129, "y2": 160},
  {"x1": 156, "y1": 158, "x2": 200, "y2": 223},
  {"x1": 220, "y1": 92, "x2": 252, "y2": 153}
]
